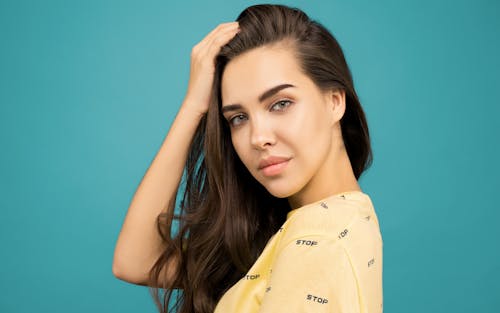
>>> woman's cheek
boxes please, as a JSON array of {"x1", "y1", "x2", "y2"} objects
[{"x1": 232, "y1": 135, "x2": 251, "y2": 167}]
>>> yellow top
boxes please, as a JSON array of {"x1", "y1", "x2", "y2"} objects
[{"x1": 214, "y1": 190, "x2": 383, "y2": 313}]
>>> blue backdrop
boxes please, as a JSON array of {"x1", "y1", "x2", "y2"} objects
[{"x1": 1, "y1": 0, "x2": 499, "y2": 312}]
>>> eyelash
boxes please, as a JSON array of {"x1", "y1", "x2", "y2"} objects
[{"x1": 227, "y1": 99, "x2": 293, "y2": 128}]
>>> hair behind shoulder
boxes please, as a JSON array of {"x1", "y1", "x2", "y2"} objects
[{"x1": 148, "y1": 4, "x2": 372, "y2": 313}]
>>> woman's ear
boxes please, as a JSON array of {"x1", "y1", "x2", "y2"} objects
[{"x1": 324, "y1": 89, "x2": 346, "y2": 127}]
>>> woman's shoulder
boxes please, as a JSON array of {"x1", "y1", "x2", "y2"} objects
[{"x1": 279, "y1": 191, "x2": 380, "y2": 247}]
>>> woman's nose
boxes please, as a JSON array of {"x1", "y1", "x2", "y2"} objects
[{"x1": 250, "y1": 117, "x2": 275, "y2": 150}]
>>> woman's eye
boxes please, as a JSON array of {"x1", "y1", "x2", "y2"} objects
[
  {"x1": 271, "y1": 99, "x2": 292, "y2": 111},
  {"x1": 227, "y1": 100, "x2": 292, "y2": 128},
  {"x1": 228, "y1": 114, "x2": 246, "y2": 127}
]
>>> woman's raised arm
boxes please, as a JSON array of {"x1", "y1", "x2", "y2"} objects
[{"x1": 112, "y1": 22, "x2": 240, "y2": 287}]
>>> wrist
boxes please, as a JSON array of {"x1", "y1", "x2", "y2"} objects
[{"x1": 180, "y1": 101, "x2": 206, "y2": 120}]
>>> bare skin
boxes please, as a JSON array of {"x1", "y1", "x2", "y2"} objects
[
  {"x1": 221, "y1": 44, "x2": 360, "y2": 210},
  {"x1": 112, "y1": 22, "x2": 240, "y2": 288}
]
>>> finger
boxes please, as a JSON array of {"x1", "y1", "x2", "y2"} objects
[
  {"x1": 196, "y1": 28, "x2": 239, "y2": 65},
  {"x1": 196, "y1": 22, "x2": 238, "y2": 55},
  {"x1": 196, "y1": 22, "x2": 239, "y2": 52},
  {"x1": 206, "y1": 22, "x2": 239, "y2": 39},
  {"x1": 205, "y1": 26, "x2": 240, "y2": 56}
]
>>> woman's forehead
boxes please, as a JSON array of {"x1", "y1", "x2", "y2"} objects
[{"x1": 221, "y1": 47, "x2": 308, "y2": 105}]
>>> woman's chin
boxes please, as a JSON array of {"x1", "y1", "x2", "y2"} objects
[{"x1": 263, "y1": 182, "x2": 300, "y2": 199}]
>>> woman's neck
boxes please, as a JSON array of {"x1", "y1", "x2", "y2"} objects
[{"x1": 287, "y1": 146, "x2": 360, "y2": 210}]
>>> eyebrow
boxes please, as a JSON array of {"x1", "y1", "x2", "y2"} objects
[{"x1": 221, "y1": 83, "x2": 296, "y2": 114}]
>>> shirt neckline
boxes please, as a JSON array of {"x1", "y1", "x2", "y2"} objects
[{"x1": 286, "y1": 190, "x2": 367, "y2": 220}]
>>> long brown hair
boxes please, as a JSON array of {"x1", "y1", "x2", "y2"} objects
[{"x1": 148, "y1": 4, "x2": 373, "y2": 313}]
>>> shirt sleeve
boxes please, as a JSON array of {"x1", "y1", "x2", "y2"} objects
[{"x1": 258, "y1": 234, "x2": 361, "y2": 313}]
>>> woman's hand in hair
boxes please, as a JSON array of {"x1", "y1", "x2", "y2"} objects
[{"x1": 183, "y1": 22, "x2": 240, "y2": 116}]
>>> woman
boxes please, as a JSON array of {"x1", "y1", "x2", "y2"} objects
[{"x1": 113, "y1": 4, "x2": 383, "y2": 313}]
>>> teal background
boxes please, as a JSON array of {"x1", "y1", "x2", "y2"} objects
[{"x1": 1, "y1": 0, "x2": 499, "y2": 312}]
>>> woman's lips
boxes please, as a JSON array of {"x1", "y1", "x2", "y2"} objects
[{"x1": 260, "y1": 159, "x2": 290, "y2": 177}]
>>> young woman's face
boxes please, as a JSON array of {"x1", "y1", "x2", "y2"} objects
[{"x1": 220, "y1": 44, "x2": 345, "y2": 202}]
